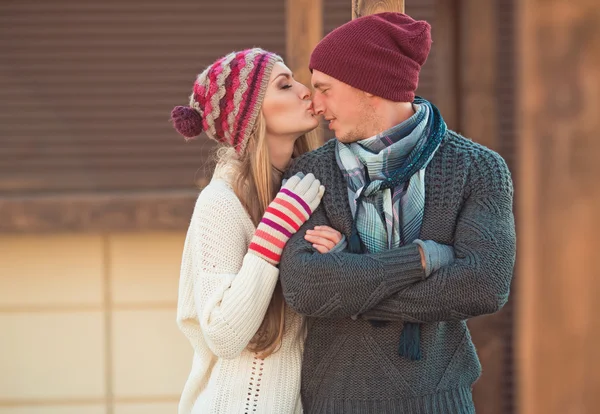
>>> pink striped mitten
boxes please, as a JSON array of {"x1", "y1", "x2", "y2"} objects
[{"x1": 249, "y1": 173, "x2": 324, "y2": 265}]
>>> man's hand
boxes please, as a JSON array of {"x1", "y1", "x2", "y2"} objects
[{"x1": 304, "y1": 226, "x2": 343, "y2": 254}]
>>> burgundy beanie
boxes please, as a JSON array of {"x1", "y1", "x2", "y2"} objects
[{"x1": 309, "y1": 12, "x2": 431, "y2": 102}]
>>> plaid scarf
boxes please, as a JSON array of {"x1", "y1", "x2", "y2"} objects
[{"x1": 335, "y1": 97, "x2": 446, "y2": 360}]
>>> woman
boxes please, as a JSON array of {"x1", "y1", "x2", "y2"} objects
[{"x1": 171, "y1": 48, "x2": 341, "y2": 414}]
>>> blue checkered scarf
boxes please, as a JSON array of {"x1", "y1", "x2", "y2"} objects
[{"x1": 335, "y1": 97, "x2": 446, "y2": 360}]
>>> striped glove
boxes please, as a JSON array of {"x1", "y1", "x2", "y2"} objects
[{"x1": 249, "y1": 173, "x2": 324, "y2": 266}]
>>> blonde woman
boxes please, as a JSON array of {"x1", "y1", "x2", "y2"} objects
[{"x1": 171, "y1": 49, "x2": 336, "y2": 413}]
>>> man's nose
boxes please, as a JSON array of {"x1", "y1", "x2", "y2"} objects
[{"x1": 312, "y1": 94, "x2": 324, "y2": 115}]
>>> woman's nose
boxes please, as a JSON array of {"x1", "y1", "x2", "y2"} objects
[{"x1": 298, "y1": 82, "x2": 311, "y2": 100}]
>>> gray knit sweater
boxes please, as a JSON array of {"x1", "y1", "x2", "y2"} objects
[{"x1": 279, "y1": 132, "x2": 516, "y2": 414}]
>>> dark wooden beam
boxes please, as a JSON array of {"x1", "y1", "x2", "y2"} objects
[
  {"x1": 458, "y1": 3, "x2": 508, "y2": 411},
  {"x1": 432, "y1": 0, "x2": 459, "y2": 131},
  {"x1": 458, "y1": 0, "x2": 498, "y2": 151}
]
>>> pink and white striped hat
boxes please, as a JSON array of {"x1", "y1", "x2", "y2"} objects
[{"x1": 171, "y1": 48, "x2": 283, "y2": 154}]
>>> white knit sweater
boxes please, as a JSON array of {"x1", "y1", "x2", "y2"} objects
[{"x1": 177, "y1": 167, "x2": 305, "y2": 414}]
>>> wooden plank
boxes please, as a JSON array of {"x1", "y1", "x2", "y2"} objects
[
  {"x1": 286, "y1": 0, "x2": 322, "y2": 90},
  {"x1": 405, "y1": 0, "x2": 436, "y2": 103},
  {"x1": 0, "y1": 191, "x2": 198, "y2": 233},
  {"x1": 324, "y1": 0, "x2": 350, "y2": 35},
  {"x1": 445, "y1": 2, "x2": 513, "y2": 412},
  {"x1": 458, "y1": 0, "x2": 498, "y2": 151},
  {"x1": 457, "y1": 3, "x2": 511, "y2": 410},
  {"x1": 432, "y1": 0, "x2": 458, "y2": 130},
  {"x1": 468, "y1": 311, "x2": 512, "y2": 414},
  {"x1": 352, "y1": 0, "x2": 404, "y2": 18},
  {"x1": 517, "y1": 0, "x2": 600, "y2": 413},
  {"x1": 286, "y1": 0, "x2": 322, "y2": 142}
]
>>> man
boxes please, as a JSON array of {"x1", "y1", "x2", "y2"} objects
[{"x1": 279, "y1": 12, "x2": 516, "y2": 413}]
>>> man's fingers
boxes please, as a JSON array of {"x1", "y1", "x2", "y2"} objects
[
  {"x1": 306, "y1": 230, "x2": 339, "y2": 245},
  {"x1": 307, "y1": 228, "x2": 341, "y2": 244},
  {"x1": 313, "y1": 226, "x2": 341, "y2": 237},
  {"x1": 304, "y1": 234, "x2": 335, "y2": 249}
]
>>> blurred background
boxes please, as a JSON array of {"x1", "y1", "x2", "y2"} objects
[{"x1": 0, "y1": 0, "x2": 598, "y2": 413}]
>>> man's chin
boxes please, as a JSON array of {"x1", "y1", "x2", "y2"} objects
[
  {"x1": 337, "y1": 134, "x2": 361, "y2": 144},
  {"x1": 335, "y1": 131, "x2": 349, "y2": 143}
]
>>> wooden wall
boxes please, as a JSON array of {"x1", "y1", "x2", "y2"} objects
[{"x1": 517, "y1": 0, "x2": 600, "y2": 413}]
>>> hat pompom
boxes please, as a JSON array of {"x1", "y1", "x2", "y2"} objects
[{"x1": 171, "y1": 106, "x2": 203, "y2": 140}]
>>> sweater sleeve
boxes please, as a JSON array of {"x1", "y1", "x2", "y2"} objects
[
  {"x1": 279, "y1": 202, "x2": 426, "y2": 318},
  {"x1": 359, "y1": 151, "x2": 517, "y2": 322},
  {"x1": 176, "y1": 185, "x2": 279, "y2": 359}
]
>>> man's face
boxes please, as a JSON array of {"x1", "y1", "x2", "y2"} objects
[{"x1": 311, "y1": 70, "x2": 377, "y2": 143}]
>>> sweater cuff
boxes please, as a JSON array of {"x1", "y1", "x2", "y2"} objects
[
  {"x1": 377, "y1": 243, "x2": 426, "y2": 292},
  {"x1": 326, "y1": 235, "x2": 347, "y2": 254},
  {"x1": 414, "y1": 239, "x2": 455, "y2": 277}
]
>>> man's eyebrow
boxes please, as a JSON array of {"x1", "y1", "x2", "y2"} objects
[{"x1": 313, "y1": 82, "x2": 330, "y2": 90}]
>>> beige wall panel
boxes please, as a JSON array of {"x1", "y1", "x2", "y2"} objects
[
  {"x1": 111, "y1": 309, "x2": 191, "y2": 397},
  {"x1": 0, "y1": 405, "x2": 105, "y2": 414},
  {"x1": 114, "y1": 402, "x2": 179, "y2": 414},
  {"x1": 0, "y1": 234, "x2": 104, "y2": 307},
  {"x1": 109, "y1": 233, "x2": 185, "y2": 305},
  {"x1": 0, "y1": 312, "x2": 105, "y2": 399}
]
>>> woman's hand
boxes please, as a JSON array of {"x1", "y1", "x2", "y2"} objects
[
  {"x1": 305, "y1": 226, "x2": 343, "y2": 254},
  {"x1": 248, "y1": 173, "x2": 324, "y2": 266}
]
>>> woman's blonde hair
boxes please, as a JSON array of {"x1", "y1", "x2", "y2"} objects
[{"x1": 216, "y1": 113, "x2": 321, "y2": 357}]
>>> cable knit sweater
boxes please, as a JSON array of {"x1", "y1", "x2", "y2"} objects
[
  {"x1": 279, "y1": 132, "x2": 516, "y2": 413},
  {"x1": 177, "y1": 166, "x2": 304, "y2": 414}
]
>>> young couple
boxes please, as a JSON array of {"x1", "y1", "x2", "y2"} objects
[{"x1": 172, "y1": 12, "x2": 516, "y2": 414}]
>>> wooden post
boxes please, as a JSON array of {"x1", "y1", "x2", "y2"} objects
[
  {"x1": 517, "y1": 0, "x2": 600, "y2": 413},
  {"x1": 352, "y1": 0, "x2": 404, "y2": 19},
  {"x1": 286, "y1": 0, "x2": 322, "y2": 91},
  {"x1": 286, "y1": 0, "x2": 322, "y2": 140}
]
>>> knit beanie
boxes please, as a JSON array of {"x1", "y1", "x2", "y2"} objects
[
  {"x1": 171, "y1": 48, "x2": 283, "y2": 154},
  {"x1": 309, "y1": 12, "x2": 431, "y2": 102}
]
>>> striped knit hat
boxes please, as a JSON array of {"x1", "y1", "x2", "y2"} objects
[{"x1": 171, "y1": 48, "x2": 283, "y2": 154}]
